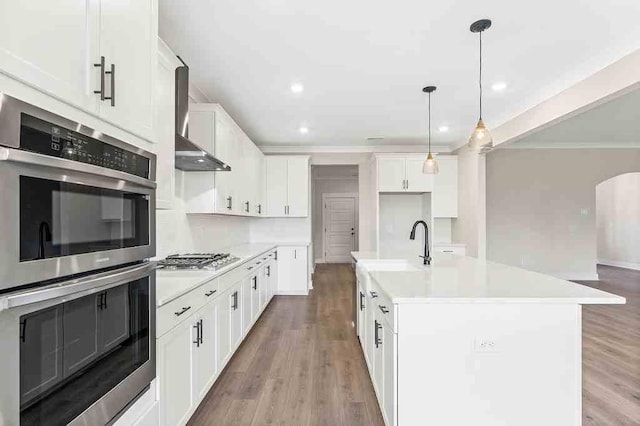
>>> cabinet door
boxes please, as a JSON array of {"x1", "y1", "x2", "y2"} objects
[
  {"x1": 242, "y1": 276, "x2": 253, "y2": 334},
  {"x1": 267, "y1": 257, "x2": 277, "y2": 301},
  {"x1": 214, "y1": 112, "x2": 237, "y2": 214},
  {"x1": 405, "y1": 159, "x2": 434, "y2": 192},
  {"x1": 98, "y1": 0, "x2": 157, "y2": 140},
  {"x1": 432, "y1": 157, "x2": 458, "y2": 217},
  {"x1": 364, "y1": 292, "x2": 376, "y2": 374},
  {"x1": 62, "y1": 295, "x2": 100, "y2": 376},
  {"x1": 158, "y1": 320, "x2": 194, "y2": 426},
  {"x1": 255, "y1": 153, "x2": 266, "y2": 216},
  {"x1": 357, "y1": 281, "x2": 365, "y2": 340},
  {"x1": 98, "y1": 286, "x2": 130, "y2": 353},
  {"x1": 0, "y1": 0, "x2": 99, "y2": 113},
  {"x1": 292, "y1": 247, "x2": 308, "y2": 293},
  {"x1": 287, "y1": 157, "x2": 309, "y2": 217},
  {"x1": 251, "y1": 274, "x2": 260, "y2": 321},
  {"x1": 229, "y1": 286, "x2": 243, "y2": 350},
  {"x1": 260, "y1": 266, "x2": 268, "y2": 310},
  {"x1": 373, "y1": 311, "x2": 384, "y2": 398},
  {"x1": 216, "y1": 291, "x2": 231, "y2": 371},
  {"x1": 378, "y1": 158, "x2": 406, "y2": 192},
  {"x1": 193, "y1": 303, "x2": 217, "y2": 402},
  {"x1": 265, "y1": 156, "x2": 289, "y2": 216},
  {"x1": 155, "y1": 42, "x2": 178, "y2": 209},
  {"x1": 276, "y1": 247, "x2": 292, "y2": 293},
  {"x1": 20, "y1": 306, "x2": 64, "y2": 405},
  {"x1": 383, "y1": 323, "x2": 396, "y2": 426}
]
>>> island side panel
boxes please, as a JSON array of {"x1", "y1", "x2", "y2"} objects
[{"x1": 397, "y1": 303, "x2": 581, "y2": 426}]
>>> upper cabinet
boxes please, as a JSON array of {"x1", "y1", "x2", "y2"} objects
[
  {"x1": 183, "y1": 104, "x2": 266, "y2": 217},
  {"x1": 378, "y1": 156, "x2": 434, "y2": 193},
  {"x1": 0, "y1": 0, "x2": 157, "y2": 142},
  {"x1": 375, "y1": 154, "x2": 458, "y2": 217},
  {"x1": 265, "y1": 156, "x2": 310, "y2": 217}
]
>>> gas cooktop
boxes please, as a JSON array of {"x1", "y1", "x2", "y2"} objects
[{"x1": 158, "y1": 253, "x2": 240, "y2": 270}]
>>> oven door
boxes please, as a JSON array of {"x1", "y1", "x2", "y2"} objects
[
  {"x1": 0, "y1": 147, "x2": 156, "y2": 291},
  {"x1": 0, "y1": 262, "x2": 156, "y2": 426}
]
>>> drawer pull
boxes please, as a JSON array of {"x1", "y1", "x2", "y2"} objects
[
  {"x1": 205, "y1": 290, "x2": 217, "y2": 297},
  {"x1": 247, "y1": 266, "x2": 253, "y2": 271},
  {"x1": 370, "y1": 291, "x2": 378, "y2": 298},
  {"x1": 175, "y1": 306, "x2": 191, "y2": 316},
  {"x1": 379, "y1": 305, "x2": 389, "y2": 314},
  {"x1": 442, "y1": 250, "x2": 454, "y2": 253}
]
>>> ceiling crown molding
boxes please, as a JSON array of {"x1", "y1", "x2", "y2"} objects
[{"x1": 258, "y1": 144, "x2": 452, "y2": 154}]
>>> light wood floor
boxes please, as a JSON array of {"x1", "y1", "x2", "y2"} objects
[
  {"x1": 188, "y1": 264, "x2": 384, "y2": 426},
  {"x1": 578, "y1": 265, "x2": 640, "y2": 426},
  {"x1": 189, "y1": 263, "x2": 639, "y2": 426}
]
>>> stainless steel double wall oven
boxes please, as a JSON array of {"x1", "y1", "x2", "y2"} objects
[{"x1": 0, "y1": 93, "x2": 157, "y2": 426}]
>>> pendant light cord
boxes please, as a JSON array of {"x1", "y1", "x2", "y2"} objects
[
  {"x1": 479, "y1": 31, "x2": 483, "y2": 120},
  {"x1": 428, "y1": 92, "x2": 431, "y2": 153}
]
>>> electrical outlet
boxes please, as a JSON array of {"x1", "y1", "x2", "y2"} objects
[{"x1": 474, "y1": 338, "x2": 498, "y2": 353}]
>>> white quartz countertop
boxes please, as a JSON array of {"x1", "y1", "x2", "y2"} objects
[
  {"x1": 352, "y1": 252, "x2": 625, "y2": 305},
  {"x1": 156, "y1": 242, "x2": 281, "y2": 306}
]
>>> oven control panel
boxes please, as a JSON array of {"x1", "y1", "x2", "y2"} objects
[{"x1": 19, "y1": 114, "x2": 150, "y2": 179}]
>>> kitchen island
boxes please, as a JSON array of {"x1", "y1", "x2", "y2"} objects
[{"x1": 352, "y1": 252, "x2": 625, "y2": 426}]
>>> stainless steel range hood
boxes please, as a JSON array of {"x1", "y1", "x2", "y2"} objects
[{"x1": 175, "y1": 59, "x2": 231, "y2": 172}]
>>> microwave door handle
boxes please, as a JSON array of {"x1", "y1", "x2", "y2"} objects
[{"x1": 0, "y1": 147, "x2": 156, "y2": 189}]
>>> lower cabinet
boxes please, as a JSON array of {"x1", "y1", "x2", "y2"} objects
[
  {"x1": 157, "y1": 249, "x2": 278, "y2": 426},
  {"x1": 382, "y1": 320, "x2": 396, "y2": 426},
  {"x1": 276, "y1": 246, "x2": 308, "y2": 295}
]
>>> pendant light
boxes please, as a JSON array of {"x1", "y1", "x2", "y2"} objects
[
  {"x1": 422, "y1": 86, "x2": 439, "y2": 174},
  {"x1": 468, "y1": 19, "x2": 493, "y2": 151}
]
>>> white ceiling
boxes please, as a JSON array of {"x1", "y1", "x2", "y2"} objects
[
  {"x1": 507, "y1": 87, "x2": 640, "y2": 148},
  {"x1": 159, "y1": 0, "x2": 640, "y2": 150}
]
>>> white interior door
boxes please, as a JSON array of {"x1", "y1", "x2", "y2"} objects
[{"x1": 323, "y1": 196, "x2": 356, "y2": 263}]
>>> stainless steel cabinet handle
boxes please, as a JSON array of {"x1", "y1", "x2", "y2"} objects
[
  {"x1": 359, "y1": 292, "x2": 365, "y2": 311},
  {"x1": 442, "y1": 250, "x2": 454, "y2": 253},
  {"x1": 374, "y1": 320, "x2": 382, "y2": 348},
  {"x1": 247, "y1": 266, "x2": 253, "y2": 271},
  {"x1": 370, "y1": 291, "x2": 378, "y2": 298},
  {"x1": 244, "y1": 201, "x2": 250, "y2": 212},
  {"x1": 193, "y1": 321, "x2": 200, "y2": 347},
  {"x1": 266, "y1": 265, "x2": 271, "y2": 277},
  {"x1": 199, "y1": 319, "x2": 203, "y2": 344},
  {"x1": 294, "y1": 249, "x2": 297, "y2": 259},
  {"x1": 227, "y1": 196, "x2": 233, "y2": 210},
  {"x1": 175, "y1": 306, "x2": 191, "y2": 316},
  {"x1": 252, "y1": 276, "x2": 257, "y2": 290},
  {"x1": 205, "y1": 290, "x2": 217, "y2": 297},
  {"x1": 379, "y1": 305, "x2": 389, "y2": 314},
  {"x1": 257, "y1": 204, "x2": 262, "y2": 214},
  {"x1": 104, "y1": 63, "x2": 115, "y2": 106},
  {"x1": 93, "y1": 56, "x2": 106, "y2": 100}
]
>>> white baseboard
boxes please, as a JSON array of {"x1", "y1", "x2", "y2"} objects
[
  {"x1": 554, "y1": 272, "x2": 600, "y2": 281},
  {"x1": 308, "y1": 280, "x2": 313, "y2": 290},
  {"x1": 315, "y1": 258, "x2": 325, "y2": 265},
  {"x1": 274, "y1": 290, "x2": 309, "y2": 296},
  {"x1": 598, "y1": 259, "x2": 640, "y2": 271}
]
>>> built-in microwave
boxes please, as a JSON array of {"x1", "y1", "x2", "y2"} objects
[
  {"x1": 0, "y1": 262, "x2": 156, "y2": 426},
  {"x1": 0, "y1": 93, "x2": 156, "y2": 292}
]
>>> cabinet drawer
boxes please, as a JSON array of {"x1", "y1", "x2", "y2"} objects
[
  {"x1": 157, "y1": 290, "x2": 202, "y2": 338},
  {"x1": 370, "y1": 283, "x2": 396, "y2": 333}
]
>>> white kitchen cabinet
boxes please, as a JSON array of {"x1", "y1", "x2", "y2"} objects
[
  {"x1": 265, "y1": 156, "x2": 310, "y2": 217},
  {"x1": 260, "y1": 264, "x2": 269, "y2": 309},
  {"x1": 0, "y1": 0, "x2": 99, "y2": 114},
  {"x1": 373, "y1": 311, "x2": 384, "y2": 398},
  {"x1": 250, "y1": 274, "x2": 260, "y2": 322},
  {"x1": 276, "y1": 246, "x2": 308, "y2": 295},
  {"x1": 0, "y1": 0, "x2": 158, "y2": 142},
  {"x1": 382, "y1": 317, "x2": 397, "y2": 426},
  {"x1": 192, "y1": 302, "x2": 218, "y2": 403},
  {"x1": 378, "y1": 158, "x2": 406, "y2": 192},
  {"x1": 98, "y1": 0, "x2": 157, "y2": 141},
  {"x1": 185, "y1": 104, "x2": 267, "y2": 217},
  {"x1": 242, "y1": 275, "x2": 254, "y2": 334},
  {"x1": 377, "y1": 156, "x2": 434, "y2": 193},
  {"x1": 229, "y1": 284, "x2": 243, "y2": 351},
  {"x1": 216, "y1": 288, "x2": 232, "y2": 371},
  {"x1": 155, "y1": 39, "x2": 181, "y2": 209},
  {"x1": 357, "y1": 279, "x2": 366, "y2": 346},
  {"x1": 158, "y1": 319, "x2": 194, "y2": 426},
  {"x1": 267, "y1": 257, "x2": 277, "y2": 301},
  {"x1": 432, "y1": 156, "x2": 459, "y2": 217}
]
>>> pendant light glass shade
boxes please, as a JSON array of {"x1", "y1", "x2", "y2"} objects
[
  {"x1": 468, "y1": 19, "x2": 493, "y2": 151},
  {"x1": 422, "y1": 85, "x2": 439, "y2": 174},
  {"x1": 468, "y1": 118, "x2": 493, "y2": 150},
  {"x1": 422, "y1": 152, "x2": 439, "y2": 174}
]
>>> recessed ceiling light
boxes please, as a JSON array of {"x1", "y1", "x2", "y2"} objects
[
  {"x1": 290, "y1": 83, "x2": 304, "y2": 93},
  {"x1": 438, "y1": 125, "x2": 449, "y2": 132},
  {"x1": 299, "y1": 126, "x2": 309, "y2": 134},
  {"x1": 197, "y1": 159, "x2": 205, "y2": 163},
  {"x1": 491, "y1": 82, "x2": 507, "y2": 91}
]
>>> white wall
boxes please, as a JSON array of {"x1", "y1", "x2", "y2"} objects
[
  {"x1": 596, "y1": 173, "x2": 640, "y2": 270},
  {"x1": 486, "y1": 149, "x2": 640, "y2": 280},
  {"x1": 452, "y1": 147, "x2": 486, "y2": 258},
  {"x1": 379, "y1": 193, "x2": 431, "y2": 258},
  {"x1": 311, "y1": 166, "x2": 359, "y2": 262},
  {"x1": 156, "y1": 171, "x2": 251, "y2": 258}
]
